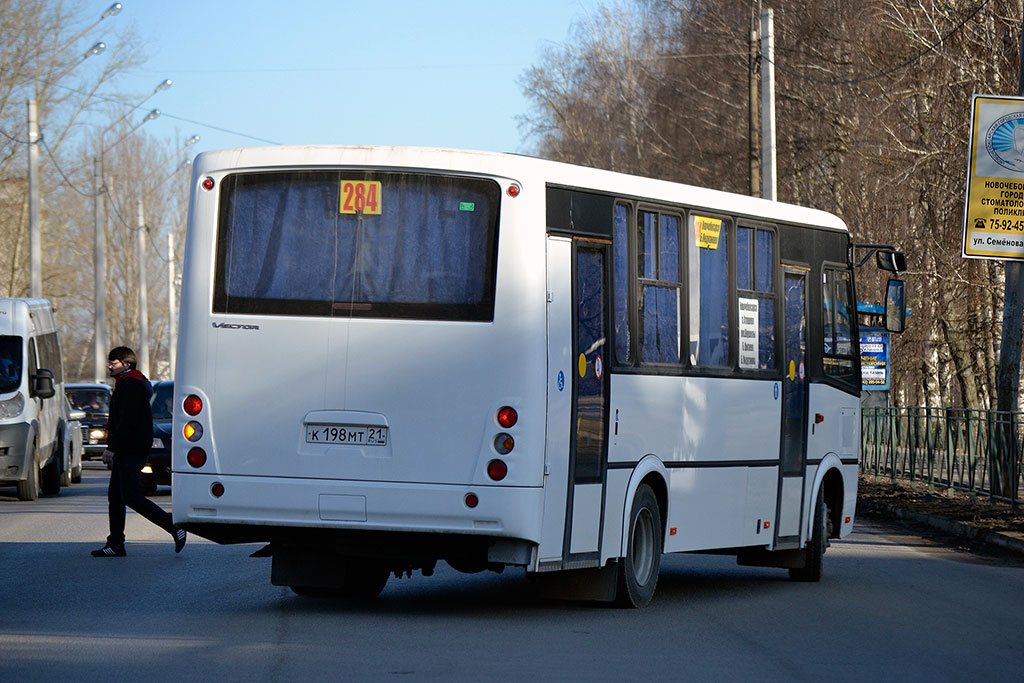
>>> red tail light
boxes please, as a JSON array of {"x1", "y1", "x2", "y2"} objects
[
  {"x1": 487, "y1": 459, "x2": 507, "y2": 481},
  {"x1": 497, "y1": 406, "x2": 518, "y2": 428},
  {"x1": 211, "y1": 482, "x2": 224, "y2": 497},
  {"x1": 183, "y1": 394, "x2": 203, "y2": 416},
  {"x1": 186, "y1": 447, "x2": 207, "y2": 468}
]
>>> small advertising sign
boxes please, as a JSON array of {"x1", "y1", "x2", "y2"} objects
[
  {"x1": 963, "y1": 94, "x2": 1024, "y2": 261},
  {"x1": 860, "y1": 328, "x2": 889, "y2": 392}
]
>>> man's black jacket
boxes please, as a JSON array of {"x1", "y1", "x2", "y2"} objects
[{"x1": 107, "y1": 369, "x2": 153, "y2": 457}]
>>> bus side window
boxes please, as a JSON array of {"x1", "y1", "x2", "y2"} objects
[
  {"x1": 822, "y1": 267, "x2": 856, "y2": 384},
  {"x1": 736, "y1": 226, "x2": 777, "y2": 371},
  {"x1": 613, "y1": 203, "x2": 632, "y2": 365},
  {"x1": 638, "y1": 209, "x2": 682, "y2": 365},
  {"x1": 689, "y1": 214, "x2": 730, "y2": 368}
]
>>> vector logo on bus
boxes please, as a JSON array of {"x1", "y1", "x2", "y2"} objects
[{"x1": 211, "y1": 322, "x2": 260, "y2": 330}]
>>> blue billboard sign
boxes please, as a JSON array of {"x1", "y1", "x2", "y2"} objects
[{"x1": 861, "y1": 328, "x2": 889, "y2": 392}]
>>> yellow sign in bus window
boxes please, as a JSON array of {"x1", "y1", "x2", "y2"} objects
[
  {"x1": 694, "y1": 215, "x2": 722, "y2": 249},
  {"x1": 339, "y1": 180, "x2": 382, "y2": 215}
]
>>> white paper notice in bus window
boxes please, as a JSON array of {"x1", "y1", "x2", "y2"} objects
[{"x1": 739, "y1": 297, "x2": 759, "y2": 370}]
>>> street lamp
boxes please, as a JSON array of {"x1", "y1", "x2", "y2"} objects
[
  {"x1": 27, "y1": 2, "x2": 121, "y2": 299},
  {"x1": 92, "y1": 94, "x2": 167, "y2": 381}
]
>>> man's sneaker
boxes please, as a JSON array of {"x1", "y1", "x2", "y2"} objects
[
  {"x1": 173, "y1": 527, "x2": 186, "y2": 554},
  {"x1": 91, "y1": 544, "x2": 126, "y2": 557}
]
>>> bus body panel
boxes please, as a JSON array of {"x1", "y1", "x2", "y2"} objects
[
  {"x1": 609, "y1": 374, "x2": 782, "y2": 553},
  {"x1": 804, "y1": 382, "x2": 861, "y2": 539},
  {"x1": 173, "y1": 471, "x2": 544, "y2": 540}
]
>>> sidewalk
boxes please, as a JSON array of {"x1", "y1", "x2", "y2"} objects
[{"x1": 856, "y1": 475, "x2": 1024, "y2": 557}]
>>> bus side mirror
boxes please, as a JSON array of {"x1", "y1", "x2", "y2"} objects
[
  {"x1": 30, "y1": 368, "x2": 55, "y2": 399},
  {"x1": 885, "y1": 279, "x2": 906, "y2": 334},
  {"x1": 876, "y1": 250, "x2": 907, "y2": 273}
]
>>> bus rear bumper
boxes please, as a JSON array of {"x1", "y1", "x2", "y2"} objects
[{"x1": 172, "y1": 472, "x2": 544, "y2": 545}]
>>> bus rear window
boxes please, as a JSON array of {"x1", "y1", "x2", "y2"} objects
[{"x1": 214, "y1": 171, "x2": 500, "y2": 321}]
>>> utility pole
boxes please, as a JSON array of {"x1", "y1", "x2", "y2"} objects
[
  {"x1": 167, "y1": 232, "x2": 177, "y2": 379},
  {"x1": 93, "y1": 159, "x2": 107, "y2": 381},
  {"x1": 27, "y1": 100, "x2": 42, "y2": 298},
  {"x1": 136, "y1": 200, "x2": 150, "y2": 377},
  {"x1": 749, "y1": 12, "x2": 761, "y2": 198},
  {"x1": 993, "y1": 11, "x2": 1024, "y2": 498},
  {"x1": 760, "y1": 9, "x2": 777, "y2": 201}
]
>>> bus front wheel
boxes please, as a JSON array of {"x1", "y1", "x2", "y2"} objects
[{"x1": 616, "y1": 483, "x2": 662, "y2": 608}]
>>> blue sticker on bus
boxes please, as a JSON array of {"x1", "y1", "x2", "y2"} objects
[
  {"x1": 557, "y1": 370, "x2": 565, "y2": 392},
  {"x1": 773, "y1": 382, "x2": 779, "y2": 400}
]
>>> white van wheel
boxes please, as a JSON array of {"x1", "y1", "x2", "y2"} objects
[{"x1": 16, "y1": 439, "x2": 40, "y2": 501}]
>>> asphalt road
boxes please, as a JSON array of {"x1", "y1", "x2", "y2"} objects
[{"x1": 1, "y1": 463, "x2": 1021, "y2": 682}]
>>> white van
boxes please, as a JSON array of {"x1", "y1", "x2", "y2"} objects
[{"x1": 0, "y1": 298, "x2": 72, "y2": 500}]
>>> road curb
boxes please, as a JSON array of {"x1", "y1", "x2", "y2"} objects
[{"x1": 858, "y1": 501, "x2": 1024, "y2": 557}]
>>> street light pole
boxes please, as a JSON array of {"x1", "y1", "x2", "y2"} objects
[
  {"x1": 27, "y1": 99, "x2": 41, "y2": 298},
  {"x1": 93, "y1": 158, "x2": 107, "y2": 381},
  {"x1": 168, "y1": 232, "x2": 177, "y2": 378},
  {"x1": 136, "y1": 199, "x2": 149, "y2": 377},
  {"x1": 92, "y1": 87, "x2": 169, "y2": 381}
]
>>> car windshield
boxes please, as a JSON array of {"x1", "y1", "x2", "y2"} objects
[
  {"x1": 67, "y1": 388, "x2": 110, "y2": 416},
  {"x1": 150, "y1": 382, "x2": 174, "y2": 420},
  {"x1": 0, "y1": 335, "x2": 23, "y2": 394}
]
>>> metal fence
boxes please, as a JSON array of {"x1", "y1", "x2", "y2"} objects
[{"x1": 861, "y1": 406, "x2": 1024, "y2": 506}]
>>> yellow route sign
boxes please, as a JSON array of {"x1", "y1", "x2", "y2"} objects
[{"x1": 963, "y1": 94, "x2": 1024, "y2": 260}]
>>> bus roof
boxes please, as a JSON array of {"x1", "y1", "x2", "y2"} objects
[{"x1": 191, "y1": 145, "x2": 849, "y2": 235}]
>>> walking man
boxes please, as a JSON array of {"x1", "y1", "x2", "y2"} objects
[{"x1": 92, "y1": 346, "x2": 186, "y2": 557}]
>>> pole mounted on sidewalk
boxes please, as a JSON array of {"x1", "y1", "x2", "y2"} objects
[{"x1": 996, "y1": 14, "x2": 1024, "y2": 417}]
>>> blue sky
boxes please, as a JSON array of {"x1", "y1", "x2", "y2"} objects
[{"x1": 88, "y1": 0, "x2": 598, "y2": 160}]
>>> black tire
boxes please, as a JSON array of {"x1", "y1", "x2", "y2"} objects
[
  {"x1": 289, "y1": 561, "x2": 389, "y2": 600},
  {"x1": 340, "y1": 561, "x2": 389, "y2": 599},
  {"x1": 71, "y1": 465, "x2": 82, "y2": 484},
  {"x1": 790, "y1": 489, "x2": 829, "y2": 582},
  {"x1": 59, "y1": 434, "x2": 71, "y2": 488},
  {"x1": 16, "y1": 440, "x2": 40, "y2": 501},
  {"x1": 41, "y1": 447, "x2": 61, "y2": 495},
  {"x1": 616, "y1": 483, "x2": 662, "y2": 608}
]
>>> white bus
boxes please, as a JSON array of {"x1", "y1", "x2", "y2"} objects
[{"x1": 173, "y1": 146, "x2": 905, "y2": 606}]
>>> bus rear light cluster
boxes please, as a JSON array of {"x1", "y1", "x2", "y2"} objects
[
  {"x1": 183, "y1": 394, "x2": 207, "y2": 469},
  {"x1": 488, "y1": 406, "x2": 518, "y2": 481}
]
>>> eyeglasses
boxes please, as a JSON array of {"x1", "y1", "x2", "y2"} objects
[{"x1": 107, "y1": 360, "x2": 124, "y2": 368}]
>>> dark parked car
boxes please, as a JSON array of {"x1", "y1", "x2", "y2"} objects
[
  {"x1": 64, "y1": 383, "x2": 112, "y2": 460},
  {"x1": 142, "y1": 380, "x2": 173, "y2": 495}
]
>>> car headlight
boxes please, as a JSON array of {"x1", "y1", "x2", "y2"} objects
[
  {"x1": 0, "y1": 393, "x2": 25, "y2": 419},
  {"x1": 151, "y1": 438, "x2": 163, "y2": 449},
  {"x1": 89, "y1": 428, "x2": 106, "y2": 440}
]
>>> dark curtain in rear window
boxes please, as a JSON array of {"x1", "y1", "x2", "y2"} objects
[{"x1": 214, "y1": 171, "x2": 500, "y2": 321}]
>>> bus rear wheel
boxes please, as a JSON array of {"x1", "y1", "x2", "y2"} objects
[{"x1": 616, "y1": 483, "x2": 662, "y2": 608}]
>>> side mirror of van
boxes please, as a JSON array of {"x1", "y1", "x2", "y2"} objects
[
  {"x1": 876, "y1": 250, "x2": 907, "y2": 273},
  {"x1": 31, "y1": 368, "x2": 56, "y2": 399},
  {"x1": 885, "y1": 279, "x2": 906, "y2": 334}
]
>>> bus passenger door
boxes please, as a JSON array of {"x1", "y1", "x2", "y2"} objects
[
  {"x1": 563, "y1": 239, "x2": 610, "y2": 567},
  {"x1": 776, "y1": 268, "x2": 809, "y2": 548}
]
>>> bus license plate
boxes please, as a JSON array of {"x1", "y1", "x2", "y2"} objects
[{"x1": 305, "y1": 424, "x2": 388, "y2": 446}]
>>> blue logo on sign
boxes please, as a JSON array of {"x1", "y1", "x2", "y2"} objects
[
  {"x1": 557, "y1": 370, "x2": 565, "y2": 392},
  {"x1": 773, "y1": 382, "x2": 780, "y2": 400}
]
